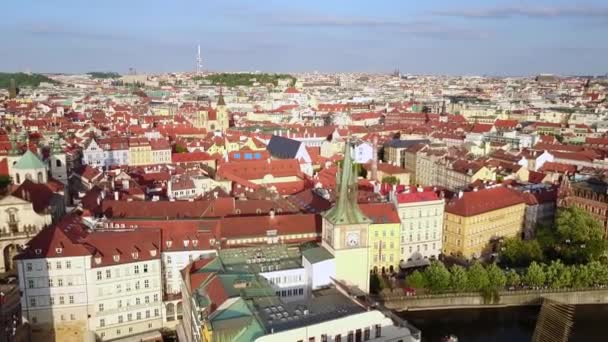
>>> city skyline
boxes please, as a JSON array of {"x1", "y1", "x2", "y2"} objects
[{"x1": 3, "y1": 0, "x2": 608, "y2": 75}]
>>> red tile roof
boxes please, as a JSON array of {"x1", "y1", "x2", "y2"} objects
[
  {"x1": 445, "y1": 187, "x2": 525, "y2": 217},
  {"x1": 359, "y1": 203, "x2": 400, "y2": 224},
  {"x1": 396, "y1": 190, "x2": 440, "y2": 204}
]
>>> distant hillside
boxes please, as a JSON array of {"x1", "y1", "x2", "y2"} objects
[
  {"x1": 194, "y1": 73, "x2": 296, "y2": 87},
  {"x1": 87, "y1": 72, "x2": 121, "y2": 79},
  {"x1": 0, "y1": 73, "x2": 57, "y2": 89}
]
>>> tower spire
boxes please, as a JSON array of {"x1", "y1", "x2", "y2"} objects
[
  {"x1": 196, "y1": 43, "x2": 203, "y2": 74},
  {"x1": 323, "y1": 136, "x2": 370, "y2": 225}
]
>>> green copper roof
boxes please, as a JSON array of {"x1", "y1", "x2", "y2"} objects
[
  {"x1": 302, "y1": 246, "x2": 334, "y2": 264},
  {"x1": 14, "y1": 150, "x2": 46, "y2": 170},
  {"x1": 323, "y1": 140, "x2": 371, "y2": 225}
]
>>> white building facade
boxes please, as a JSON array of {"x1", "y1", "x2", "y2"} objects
[{"x1": 394, "y1": 190, "x2": 445, "y2": 263}]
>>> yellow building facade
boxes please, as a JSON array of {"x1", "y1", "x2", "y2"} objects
[
  {"x1": 443, "y1": 187, "x2": 526, "y2": 259},
  {"x1": 128, "y1": 139, "x2": 152, "y2": 166},
  {"x1": 359, "y1": 203, "x2": 401, "y2": 273}
]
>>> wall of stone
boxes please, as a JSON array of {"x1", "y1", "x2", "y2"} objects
[{"x1": 382, "y1": 288, "x2": 608, "y2": 311}]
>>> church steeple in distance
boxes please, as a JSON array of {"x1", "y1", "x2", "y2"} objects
[{"x1": 324, "y1": 137, "x2": 371, "y2": 225}]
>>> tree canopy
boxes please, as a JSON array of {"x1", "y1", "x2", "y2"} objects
[
  {"x1": 194, "y1": 73, "x2": 296, "y2": 87},
  {"x1": 0, "y1": 73, "x2": 57, "y2": 89},
  {"x1": 87, "y1": 72, "x2": 121, "y2": 79}
]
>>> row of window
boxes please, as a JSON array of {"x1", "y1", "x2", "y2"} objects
[
  {"x1": 99, "y1": 294, "x2": 160, "y2": 313},
  {"x1": 399, "y1": 208, "x2": 441, "y2": 218},
  {"x1": 99, "y1": 322, "x2": 156, "y2": 339},
  {"x1": 31, "y1": 313, "x2": 76, "y2": 324},
  {"x1": 402, "y1": 231, "x2": 439, "y2": 243},
  {"x1": 373, "y1": 254, "x2": 397, "y2": 263},
  {"x1": 29, "y1": 295, "x2": 75, "y2": 307},
  {"x1": 276, "y1": 288, "x2": 305, "y2": 297},
  {"x1": 297, "y1": 325, "x2": 382, "y2": 342},
  {"x1": 26, "y1": 260, "x2": 72, "y2": 272},
  {"x1": 96, "y1": 264, "x2": 150, "y2": 280},
  {"x1": 99, "y1": 308, "x2": 160, "y2": 324},
  {"x1": 405, "y1": 243, "x2": 437, "y2": 254},
  {"x1": 38, "y1": 277, "x2": 75, "y2": 288},
  {"x1": 98, "y1": 278, "x2": 157, "y2": 296},
  {"x1": 266, "y1": 274, "x2": 304, "y2": 285}
]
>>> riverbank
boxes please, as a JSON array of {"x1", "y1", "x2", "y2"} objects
[
  {"x1": 398, "y1": 304, "x2": 608, "y2": 342},
  {"x1": 380, "y1": 287, "x2": 608, "y2": 311}
]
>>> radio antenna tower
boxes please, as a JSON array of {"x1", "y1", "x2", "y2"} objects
[{"x1": 196, "y1": 43, "x2": 203, "y2": 74}]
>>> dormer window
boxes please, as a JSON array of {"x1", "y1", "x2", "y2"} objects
[
  {"x1": 55, "y1": 248, "x2": 63, "y2": 254},
  {"x1": 192, "y1": 240, "x2": 198, "y2": 247},
  {"x1": 183, "y1": 240, "x2": 189, "y2": 247},
  {"x1": 113, "y1": 255, "x2": 120, "y2": 262},
  {"x1": 94, "y1": 257, "x2": 102, "y2": 264},
  {"x1": 35, "y1": 249, "x2": 42, "y2": 255},
  {"x1": 132, "y1": 252, "x2": 139, "y2": 260},
  {"x1": 166, "y1": 240, "x2": 172, "y2": 248},
  {"x1": 150, "y1": 250, "x2": 157, "y2": 257}
]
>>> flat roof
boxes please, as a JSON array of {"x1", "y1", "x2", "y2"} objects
[{"x1": 252, "y1": 288, "x2": 365, "y2": 333}]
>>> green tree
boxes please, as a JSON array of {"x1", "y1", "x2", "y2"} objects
[
  {"x1": 449, "y1": 265, "x2": 469, "y2": 291},
  {"x1": 523, "y1": 261, "x2": 546, "y2": 288},
  {"x1": 0, "y1": 175, "x2": 11, "y2": 189},
  {"x1": 501, "y1": 238, "x2": 544, "y2": 267},
  {"x1": 406, "y1": 270, "x2": 426, "y2": 289},
  {"x1": 557, "y1": 206, "x2": 604, "y2": 242},
  {"x1": 571, "y1": 264, "x2": 592, "y2": 288},
  {"x1": 369, "y1": 272, "x2": 382, "y2": 294},
  {"x1": 554, "y1": 206, "x2": 607, "y2": 263},
  {"x1": 486, "y1": 263, "x2": 507, "y2": 289},
  {"x1": 174, "y1": 144, "x2": 188, "y2": 153},
  {"x1": 544, "y1": 260, "x2": 572, "y2": 289},
  {"x1": 505, "y1": 270, "x2": 521, "y2": 287},
  {"x1": 586, "y1": 260, "x2": 608, "y2": 286},
  {"x1": 424, "y1": 262, "x2": 451, "y2": 293},
  {"x1": 466, "y1": 262, "x2": 490, "y2": 291},
  {"x1": 381, "y1": 175, "x2": 399, "y2": 186}
]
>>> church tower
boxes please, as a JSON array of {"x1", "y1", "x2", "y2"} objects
[
  {"x1": 322, "y1": 137, "x2": 372, "y2": 293},
  {"x1": 49, "y1": 134, "x2": 68, "y2": 184},
  {"x1": 216, "y1": 89, "x2": 229, "y2": 131}
]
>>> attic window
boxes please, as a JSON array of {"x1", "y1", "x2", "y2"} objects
[
  {"x1": 150, "y1": 250, "x2": 157, "y2": 257},
  {"x1": 166, "y1": 240, "x2": 173, "y2": 248},
  {"x1": 132, "y1": 252, "x2": 139, "y2": 260},
  {"x1": 55, "y1": 248, "x2": 63, "y2": 254},
  {"x1": 256, "y1": 209, "x2": 262, "y2": 214},
  {"x1": 235, "y1": 209, "x2": 241, "y2": 214},
  {"x1": 192, "y1": 240, "x2": 198, "y2": 247},
  {"x1": 94, "y1": 257, "x2": 102, "y2": 264},
  {"x1": 35, "y1": 249, "x2": 42, "y2": 255},
  {"x1": 183, "y1": 240, "x2": 189, "y2": 247}
]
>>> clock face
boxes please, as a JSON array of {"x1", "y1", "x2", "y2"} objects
[{"x1": 346, "y1": 232, "x2": 360, "y2": 247}]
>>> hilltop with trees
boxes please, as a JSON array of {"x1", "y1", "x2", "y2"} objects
[
  {"x1": 87, "y1": 72, "x2": 121, "y2": 79},
  {"x1": 193, "y1": 73, "x2": 296, "y2": 87},
  {"x1": 0, "y1": 73, "x2": 57, "y2": 89}
]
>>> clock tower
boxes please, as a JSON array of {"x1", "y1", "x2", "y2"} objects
[{"x1": 322, "y1": 138, "x2": 372, "y2": 293}]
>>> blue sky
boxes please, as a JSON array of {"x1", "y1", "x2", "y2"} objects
[{"x1": 2, "y1": 0, "x2": 608, "y2": 75}]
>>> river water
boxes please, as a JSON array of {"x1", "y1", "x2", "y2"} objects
[{"x1": 399, "y1": 304, "x2": 608, "y2": 342}]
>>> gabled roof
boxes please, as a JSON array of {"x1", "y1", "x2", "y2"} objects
[
  {"x1": 13, "y1": 150, "x2": 46, "y2": 170},
  {"x1": 267, "y1": 135, "x2": 302, "y2": 159}
]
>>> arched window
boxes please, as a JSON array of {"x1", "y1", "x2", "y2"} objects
[
  {"x1": 15, "y1": 173, "x2": 20, "y2": 184},
  {"x1": 56, "y1": 159, "x2": 62, "y2": 167},
  {"x1": 37, "y1": 172, "x2": 44, "y2": 183},
  {"x1": 25, "y1": 173, "x2": 32, "y2": 181}
]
